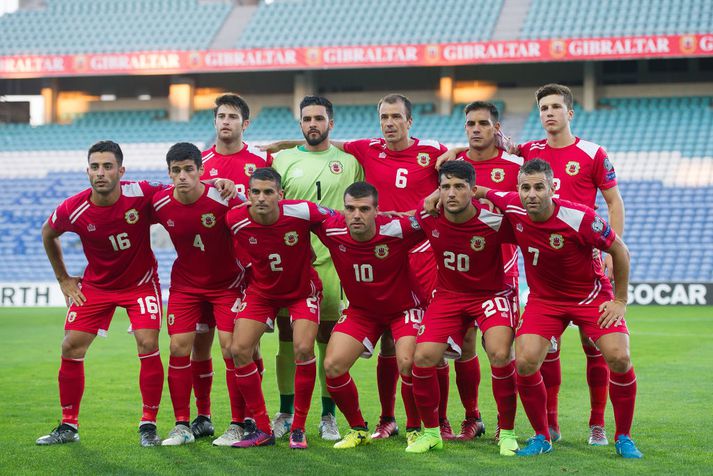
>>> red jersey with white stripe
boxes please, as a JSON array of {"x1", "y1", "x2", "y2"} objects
[
  {"x1": 456, "y1": 148, "x2": 522, "y2": 279},
  {"x1": 313, "y1": 214, "x2": 425, "y2": 315},
  {"x1": 343, "y1": 137, "x2": 446, "y2": 212},
  {"x1": 415, "y1": 199, "x2": 514, "y2": 294},
  {"x1": 519, "y1": 137, "x2": 617, "y2": 207},
  {"x1": 201, "y1": 143, "x2": 273, "y2": 196},
  {"x1": 48, "y1": 181, "x2": 164, "y2": 290},
  {"x1": 226, "y1": 200, "x2": 331, "y2": 300},
  {"x1": 486, "y1": 190, "x2": 615, "y2": 304},
  {"x1": 152, "y1": 184, "x2": 245, "y2": 292}
]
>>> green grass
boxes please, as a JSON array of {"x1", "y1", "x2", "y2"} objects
[{"x1": 1, "y1": 306, "x2": 712, "y2": 475}]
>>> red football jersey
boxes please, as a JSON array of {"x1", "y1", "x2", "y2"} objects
[
  {"x1": 313, "y1": 214, "x2": 425, "y2": 315},
  {"x1": 226, "y1": 200, "x2": 331, "y2": 300},
  {"x1": 152, "y1": 184, "x2": 245, "y2": 291},
  {"x1": 415, "y1": 199, "x2": 514, "y2": 294},
  {"x1": 519, "y1": 137, "x2": 617, "y2": 208},
  {"x1": 456, "y1": 148, "x2": 522, "y2": 279},
  {"x1": 487, "y1": 190, "x2": 616, "y2": 304},
  {"x1": 201, "y1": 143, "x2": 273, "y2": 196},
  {"x1": 48, "y1": 181, "x2": 164, "y2": 290},
  {"x1": 343, "y1": 137, "x2": 446, "y2": 212}
]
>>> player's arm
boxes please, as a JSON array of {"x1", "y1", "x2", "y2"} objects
[
  {"x1": 598, "y1": 236, "x2": 630, "y2": 328},
  {"x1": 600, "y1": 185, "x2": 625, "y2": 279},
  {"x1": 258, "y1": 140, "x2": 305, "y2": 154},
  {"x1": 203, "y1": 178, "x2": 237, "y2": 199},
  {"x1": 41, "y1": 220, "x2": 85, "y2": 306},
  {"x1": 435, "y1": 146, "x2": 467, "y2": 170}
]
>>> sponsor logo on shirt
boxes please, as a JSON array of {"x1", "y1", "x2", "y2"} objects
[
  {"x1": 201, "y1": 213, "x2": 216, "y2": 228},
  {"x1": 249, "y1": 236, "x2": 258, "y2": 245},
  {"x1": 417, "y1": 153, "x2": 431, "y2": 167},
  {"x1": 284, "y1": 231, "x2": 299, "y2": 246},
  {"x1": 244, "y1": 163, "x2": 257, "y2": 176},
  {"x1": 168, "y1": 314, "x2": 175, "y2": 326},
  {"x1": 417, "y1": 324, "x2": 426, "y2": 336},
  {"x1": 374, "y1": 244, "x2": 389, "y2": 259},
  {"x1": 210, "y1": 168, "x2": 218, "y2": 177},
  {"x1": 470, "y1": 236, "x2": 485, "y2": 251},
  {"x1": 491, "y1": 168, "x2": 505, "y2": 183},
  {"x1": 565, "y1": 161, "x2": 580, "y2": 176},
  {"x1": 329, "y1": 160, "x2": 344, "y2": 174},
  {"x1": 516, "y1": 223, "x2": 523, "y2": 233},
  {"x1": 549, "y1": 233, "x2": 565, "y2": 249},
  {"x1": 125, "y1": 208, "x2": 140, "y2": 224},
  {"x1": 167, "y1": 219, "x2": 175, "y2": 227},
  {"x1": 339, "y1": 244, "x2": 347, "y2": 252},
  {"x1": 432, "y1": 229, "x2": 440, "y2": 238},
  {"x1": 87, "y1": 224, "x2": 96, "y2": 232},
  {"x1": 379, "y1": 152, "x2": 387, "y2": 159}
]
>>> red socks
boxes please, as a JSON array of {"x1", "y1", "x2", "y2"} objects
[
  {"x1": 517, "y1": 370, "x2": 549, "y2": 440},
  {"x1": 234, "y1": 362, "x2": 270, "y2": 433},
  {"x1": 138, "y1": 350, "x2": 163, "y2": 424},
  {"x1": 436, "y1": 362, "x2": 450, "y2": 420},
  {"x1": 191, "y1": 358, "x2": 213, "y2": 417},
  {"x1": 583, "y1": 344, "x2": 609, "y2": 427},
  {"x1": 455, "y1": 356, "x2": 481, "y2": 419},
  {"x1": 609, "y1": 367, "x2": 637, "y2": 439},
  {"x1": 400, "y1": 374, "x2": 421, "y2": 429},
  {"x1": 168, "y1": 355, "x2": 192, "y2": 422},
  {"x1": 412, "y1": 365, "x2": 440, "y2": 429},
  {"x1": 326, "y1": 372, "x2": 366, "y2": 428},
  {"x1": 376, "y1": 354, "x2": 399, "y2": 419},
  {"x1": 539, "y1": 349, "x2": 561, "y2": 430},
  {"x1": 491, "y1": 361, "x2": 517, "y2": 430},
  {"x1": 292, "y1": 358, "x2": 317, "y2": 431},
  {"x1": 58, "y1": 357, "x2": 84, "y2": 426},
  {"x1": 223, "y1": 357, "x2": 245, "y2": 423}
]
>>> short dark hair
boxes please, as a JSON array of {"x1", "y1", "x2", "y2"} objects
[
  {"x1": 439, "y1": 161, "x2": 476, "y2": 187},
  {"x1": 344, "y1": 181, "x2": 378, "y2": 206},
  {"x1": 166, "y1": 142, "x2": 202, "y2": 169},
  {"x1": 519, "y1": 158, "x2": 554, "y2": 185},
  {"x1": 249, "y1": 167, "x2": 281, "y2": 189},
  {"x1": 88, "y1": 140, "x2": 123, "y2": 166},
  {"x1": 377, "y1": 93, "x2": 412, "y2": 120},
  {"x1": 213, "y1": 93, "x2": 250, "y2": 121},
  {"x1": 300, "y1": 96, "x2": 333, "y2": 119},
  {"x1": 535, "y1": 83, "x2": 574, "y2": 110},
  {"x1": 463, "y1": 101, "x2": 500, "y2": 123}
]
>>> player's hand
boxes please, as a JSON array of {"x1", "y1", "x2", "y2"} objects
[
  {"x1": 423, "y1": 190, "x2": 441, "y2": 216},
  {"x1": 258, "y1": 141, "x2": 282, "y2": 153},
  {"x1": 597, "y1": 299, "x2": 626, "y2": 328},
  {"x1": 496, "y1": 129, "x2": 519, "y2": 155},
  {"x1": 602, "y1": 253, "x2": 615, "y2": 281},
  {"x1": 478, "y1": 198, "x2": 496, "y2": 212},
  {"x1": 214, "y1": 179, "x2": 237, "y2": 199},
  {"x1": 380, "y1": 210, "x2": 412, "y2": 218},
  {"x1": 435, "y1": 148, "x2": 458, "y2": 170},
  {"x1": 59, "y1": 276, "x2": 85, "y2": 307}
]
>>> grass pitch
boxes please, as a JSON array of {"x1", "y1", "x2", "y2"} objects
[{"x1": 1, "y1": 306, "x2": 712, "y2": 475}]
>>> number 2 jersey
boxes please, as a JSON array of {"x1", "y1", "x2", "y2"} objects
[
  {"x1": 151, "y1": 184, "x2": 245, "y2": 292},
  {"x1": 47, "y1": 181, "x2": 164, "y2": 290}
]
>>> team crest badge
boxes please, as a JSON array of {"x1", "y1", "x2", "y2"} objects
[
  {"x1": 470, "y1": 236, "x2": 485, "y2": 251},
  {"x1": 565, "y1": 161, "x2": 580, "y2": 176},
  {"x1": 337, "y1": 314, "x2": 347, "y2": 324},
  {"x1": 244, "y1": 163, "x2": 257, "y2": 176},
  {"x1": 168, "y1": 314, "x2": 175, "y2": 326},
  {"x1": 491, "y1": 168, "x2": 505, "y2": 183},
  {"x1": 329, "y1": 161, "x2": 344, "y2": 174},
  {"x1": 125, "y1": 208, "x2": 139, "y2": 224},
  {"x1": 201, "y1": 213, "x2": 216, "y2": 228},
  {"x1": 66, "y1": 311, "x2": 77, "y2": 323},
  {"x1": 549, "y1": 233, "x2": 565, "y2": 249},
  {"x1": 417, "y1": 153, "x2": 431, "y2": 167},
  {"x1": 374, "y1": 244, "x2": 389, "y2": 259},
  {"x1": 284, "y1": 231, "x2": 299, "y2": 246},
  {"x1": 417, "y1": 324, "x2": 426, "y2": 336}
]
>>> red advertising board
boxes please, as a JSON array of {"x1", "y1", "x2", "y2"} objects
[{"x1": 1, "y1": 34, "x2": 711, "y2": 78}]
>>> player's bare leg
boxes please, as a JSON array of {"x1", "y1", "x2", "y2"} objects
[
  {"x1": 594, "y1": 333, "x2": 642, "y2": 458},
  {"x1": 514, "y1": 334, "x2": 553, "y2": 456},
  {"x1": 190, "y1": 329, "x2": 215, "y2": 438},
  {"x1": 212, "y1": 330, "x2": 247, "y2": 446},
  {"x1": 163, "y1": 331, "x2": 197, "y2": 446},
  {"x1": 454, "y1": 326, "x2": 484, "y2": 440},
  {"x1": 483, "y1": 326, "x2": 518, "y2": 455},
  {"x1": 317, "y1": 320, "x2": 340, "y2": 440},
  {"x1": 373, "y1": 330, "x2": 399, "y2": 439},
  {"x1": 289, "y1": 319, "x2": 318, "y2": 449},
  {"x1": 324, "y1": 332, "x2": 372, "y2": 449},
  {"x1": 231, "y1": 319, "x2": 274, "y2": 447},
  {"x1": 37, "y1": 330, "x2": 96, "y2": 445},
  {"x1": 539, "y1": 335, "x2": 562, "y2": 441},
  {"x1": 273, "y1": 314, "x2": 295, "y2": 438},
  {"x1": 580, "y1": 327, "x2": 609, "y2": 445},
  {"x1": 132, "y1": 328, "x2": 164, "y2": 447},
  {"x1": 409, "y1": 342, "x2": 448, "y2": 453}
]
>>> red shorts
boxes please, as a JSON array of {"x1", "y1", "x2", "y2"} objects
[
  {"x1": 167, "y1": 287, "x2": 242, "y2": 335},
  {"x1": 333, "y1": 306, "x2": 423, "y2": 357},
  {"x1": 418, "y1": 288, "x2": 516, "y2": 358},
  {"x1": 517, "y1": 297, "x2": 629, "y2": 344},
  {"x1": 236, "y1": 281, "x2": 322, "y2": 330},
  {"x1": 64, "y1": 278, "x2": 162, "y2": 336},
  {"x1": 409, "y1": 248, "x2": 437, "y2": 302}
]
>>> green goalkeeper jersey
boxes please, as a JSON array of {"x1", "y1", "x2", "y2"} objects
[{"x1": 273, "y1": 145, "x2": 363, "y2": 267}]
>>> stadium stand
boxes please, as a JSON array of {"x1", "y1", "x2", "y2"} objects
[{"x1": 0, "y1": 0, "x2": 231, "y2": 55}]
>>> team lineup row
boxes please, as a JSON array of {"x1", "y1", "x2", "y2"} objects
[{"x1": 36, "y1": 87, "x2": 642, "y2": 459}]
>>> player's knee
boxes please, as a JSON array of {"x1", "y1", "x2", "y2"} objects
[
  {"x1": 61, "y1": 336, "x2": 88, "y2": 359},
  {"x1": 169, "y1": 340, "x2": 192, "y2": 357},
  {"x1": 487, "y1": 347, "x2": 511, "y2": 367},
  {"x1": 230, "y1": 342, "x2": 253, "y2": 365},
  {"x1": 413, "y1": 350, "x2": 439, "y2": 368},
  {"x1": 135, "y1": 333, "x2": 159, "y2": 354},
  {"x1": 323, "y1": 355, "x2": 346, "y2": 379},
  {"x1": 515, "y1": 355, "x2": 539, "y2": 376},
  {"x1": 293, "y1": 342, "x2": 315, "y2": 362},
  {"x1": 397, "y1": 354, "x2": 413, "y2": 375},
  {"x1": 604, "y1": 350, "x2": 631, "y2": 373}
]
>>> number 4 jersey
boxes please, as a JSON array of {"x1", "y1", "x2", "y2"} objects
[{"x1": 48, "y1": 181, "x2": 164, "y2": 290}]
